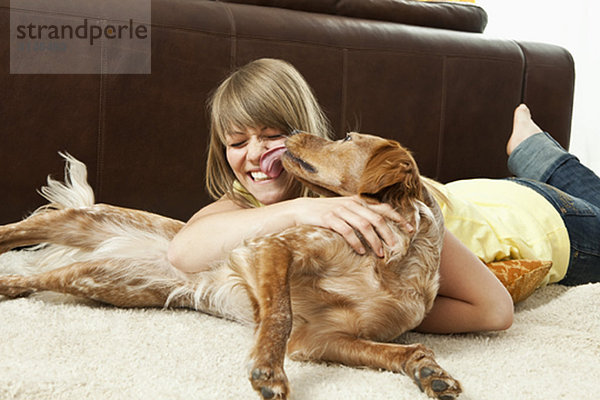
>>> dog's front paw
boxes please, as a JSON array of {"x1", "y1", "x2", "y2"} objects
[
  {"x1": 249, "y1": 362, "x2": 289, "y2": 400},
  {"x1": 407, "y1": 345, "x2": 462, "y2": 400}
]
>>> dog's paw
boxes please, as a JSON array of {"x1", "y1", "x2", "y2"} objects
[
  {"x1": 407, "y1": 346, "x2": 462, "y2": 400},
  {"x1": 249, "y1": 362, "x2": 289, "y2": 400}
]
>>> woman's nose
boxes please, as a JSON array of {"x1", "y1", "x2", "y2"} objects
[{"x1": 247, "y1": 138, "x2": 266, "y2": 163}]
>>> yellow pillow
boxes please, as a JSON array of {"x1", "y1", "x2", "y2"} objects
[{"x1": 485, "y1": 260, "x2": 552, "y2": 303}]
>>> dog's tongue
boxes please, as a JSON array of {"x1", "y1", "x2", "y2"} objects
[{"x1": 260, "y1": 145, "x2": 287, "y2": 178}]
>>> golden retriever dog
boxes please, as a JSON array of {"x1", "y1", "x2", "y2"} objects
[{"x1": 0, "y1": 132, "x2": 461, "y2": 400}]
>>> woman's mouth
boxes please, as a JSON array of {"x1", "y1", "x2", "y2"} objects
[{"x1": 249, "y1": 171, "x2": 274, "y2": 182}]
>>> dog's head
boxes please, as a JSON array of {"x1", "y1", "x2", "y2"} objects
[{"x1": 282, "y1": 132, "x2": 422, "y2": 208}]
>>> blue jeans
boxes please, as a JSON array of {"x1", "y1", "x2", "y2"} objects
[{"x1": 507, "y1": 132, "x2": 600, "y2": 285}]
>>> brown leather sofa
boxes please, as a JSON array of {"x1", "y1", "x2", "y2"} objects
[{"x1": 0, "y1": 0, "x2": 575, "y2": 224}]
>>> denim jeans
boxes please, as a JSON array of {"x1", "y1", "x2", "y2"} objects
[{"x1": 507, "y1": 132, "x2": 600, "y2": 285}]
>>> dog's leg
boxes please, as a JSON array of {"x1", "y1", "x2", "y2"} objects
[
  {"x1": 289, "y1": 333, "x2": 461, "y2": 400},
  {"x1": 0, "y1": 212, "x2": 68, "y2": 253},
  {"x1": 0, "y1": 205, "x2": 183, "y2": 254},
  {"x1": 245, "y1": 241, "x2": 293, "y2": 400},
  {"x1": 0, "y1": 259, "x2": 191, "y2": 308}
]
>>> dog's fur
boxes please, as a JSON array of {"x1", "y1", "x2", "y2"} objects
[{"x1": 0, "y1": 132, "x2": 461, "y2": 399}]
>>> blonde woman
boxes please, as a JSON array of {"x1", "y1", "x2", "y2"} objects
[{"x1": 168, "y1": 58, "x2": 514, "y2": 334}]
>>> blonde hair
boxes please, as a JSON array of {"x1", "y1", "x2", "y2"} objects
[{"x1": 206, "y1": 58, "x2": 333, "y2": 207}]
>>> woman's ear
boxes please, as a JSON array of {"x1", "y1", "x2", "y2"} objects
[{"x1": 358, "y1": 142, "x2": 421, "y2": 204}]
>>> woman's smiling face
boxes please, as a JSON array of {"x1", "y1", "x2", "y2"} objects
[{"x1": 225, "y1": 125, "x2": 294, "y2": 205}]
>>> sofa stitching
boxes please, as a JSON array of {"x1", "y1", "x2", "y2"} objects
[
  {"x1": 340, "y1": 48, "x2": 348, "y2": 137},
  {"x1": 96, "y1": 40, "x2": 107, "y2": 200},
  {"x1": 436, "y1": 56, "x2": 448, "y2": 181},
  {"x1": 218, "y1": 2, "x2": 237, "y2": 69}
]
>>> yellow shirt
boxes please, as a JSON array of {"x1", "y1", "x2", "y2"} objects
[{"x1": 432, "y1": 179, "x2": 570, "y2": 286}]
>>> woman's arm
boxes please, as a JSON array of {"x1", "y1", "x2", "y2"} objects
[
  {"x1": 168, "y1": 197, "x2": 298, "y2": 273},
  {"x1": 168, "y1": 195, "x2": 409, "y2": 273},
  {"x1": 416, "y1": 229, "x2": 514, "y2": 334}
]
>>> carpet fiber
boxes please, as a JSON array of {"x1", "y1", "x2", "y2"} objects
[{"x1": 1, "y1": 250, "x2": 598, "y2": 400}]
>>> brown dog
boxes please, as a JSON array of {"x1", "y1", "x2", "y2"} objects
[{"x1": 0, "y1": 132, "x2": 461, "y2": 400}]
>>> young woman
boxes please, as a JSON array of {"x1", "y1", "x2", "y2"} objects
[{"x1": 168, "y1": 58, "x2": 598, "y2": 334}]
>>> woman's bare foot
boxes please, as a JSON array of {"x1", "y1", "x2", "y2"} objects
[{"x1": 506, "y1": 104, "x2": 543, "y2": 156}]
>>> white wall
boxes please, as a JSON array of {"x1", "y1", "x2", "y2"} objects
[{"x1": 477, "y1": 0, "x2": 600, "y2": 175}]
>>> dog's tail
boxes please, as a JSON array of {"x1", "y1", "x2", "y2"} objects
[
  {"x1": 5, "y1": 153, "x2": 97, "y2": 276},
  {"x1": 34, "y1": 152, "x2": 95, "y2": 214}
]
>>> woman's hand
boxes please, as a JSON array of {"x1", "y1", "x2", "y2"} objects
[{"x1": 291, "y1": 196, "x2": 413, "y2": 257}]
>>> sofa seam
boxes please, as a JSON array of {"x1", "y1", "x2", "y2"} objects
[
  {"x1": 340, "y1": 48, "x2": 348, "y2": 137},
  {"x1": 218, "y1": 2, "x2": 237, "y2": 69},
  {"x1": 236, "y1": 35, "x2": 525, "y2": 63},
  {"x1": 96, "y1": 50, "x2": 107, "y2": 200},
  {"x1": 436, "y1": 56, "x2": 448, "y2": 181},
  {"x1": 512, "y1": 41, "x2": 528, "y2": 103}
]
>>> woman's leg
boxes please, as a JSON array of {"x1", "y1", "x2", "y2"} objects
[
  {"x1": 507, "y1": 105, "x2": 600, "y2": 285},
  {"x1": 507, "y1": 104, "x2": 600, "y2": 208}
]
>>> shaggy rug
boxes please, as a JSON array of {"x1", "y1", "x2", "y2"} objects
[{"x1": 0, "y1": 249, "x2": 598, "y2": 400}]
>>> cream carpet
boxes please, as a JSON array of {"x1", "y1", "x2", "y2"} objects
[{"x1": 1, "y1": 249, "x2": 598, "y2": 400}]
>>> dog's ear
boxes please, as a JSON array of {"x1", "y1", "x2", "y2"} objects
[{"x1": 358, "y1": 141, "x2": 422, "y2": 206}]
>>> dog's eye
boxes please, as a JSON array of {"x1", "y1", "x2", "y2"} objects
[{"x1": 342, "y1": 134, "x2": 352, "y2": 142}]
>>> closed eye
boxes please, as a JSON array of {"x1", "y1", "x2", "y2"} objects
[{"x1": 228, "y1": 140, "x2": 246, "y2": 148}]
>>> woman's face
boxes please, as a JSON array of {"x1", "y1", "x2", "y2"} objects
[{"x1": 225, "y1": 125, "x2": 294, "y2": 205}]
